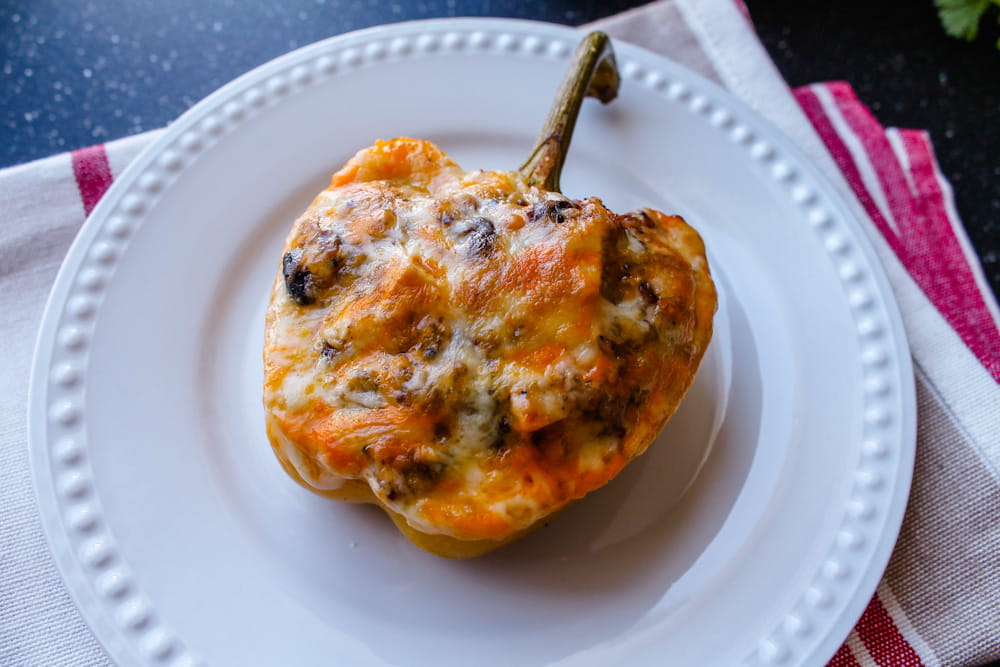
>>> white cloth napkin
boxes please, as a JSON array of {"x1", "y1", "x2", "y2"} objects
[
  {"x1": 1, "y1": 131, "x2": 155, "y2": 667},
  {"x1": 3, "y1": 1, "x2": 998, "y2": 665}
]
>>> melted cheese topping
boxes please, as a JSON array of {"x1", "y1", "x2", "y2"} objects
[{"x1": 263, "y1": 138, "x2": 716, "y2": 542}]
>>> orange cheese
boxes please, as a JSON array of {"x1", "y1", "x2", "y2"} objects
[{"x1": 263, "y1": 138, "x2": 716, "y2": 549}]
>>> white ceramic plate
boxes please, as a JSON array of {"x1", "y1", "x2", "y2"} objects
[{"x1": 29, "y1": 18, "x2": 915, "y2": 667}]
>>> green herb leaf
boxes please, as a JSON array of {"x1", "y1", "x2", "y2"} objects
[{"x1": 935, "y1": 0, "x2": 991, "y2": 40}]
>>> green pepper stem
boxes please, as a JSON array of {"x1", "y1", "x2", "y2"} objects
[{"x1": 518, "y1": 31, "x2": 620, "y2": 193}]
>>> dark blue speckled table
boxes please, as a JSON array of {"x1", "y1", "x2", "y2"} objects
[{"x1": 2, "y1": 0, "x2": 997, "y2": 298}]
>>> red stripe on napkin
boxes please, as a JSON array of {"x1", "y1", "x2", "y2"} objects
[
  {"x1": 855, "y1": 595, "x2": 926, "y2": 666},
  {"x1": 792, "y1": 86, "x2": 905, "y2": 255},
  {"x1": 794, "y1": 83, "x2": 1000, "y2": 381},
  {"x1": 826, "y1": 83, "x2": 919, "y2": 236},
  {"x1": 897, "y1": 129, "x2": 1000, "y2": 380},
  {"x1": 71, "y1": 144, "x2": 113, "y2": 217},
  {"x1": 827, "y1": 642, "x2": 862, "y2": 667}
]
